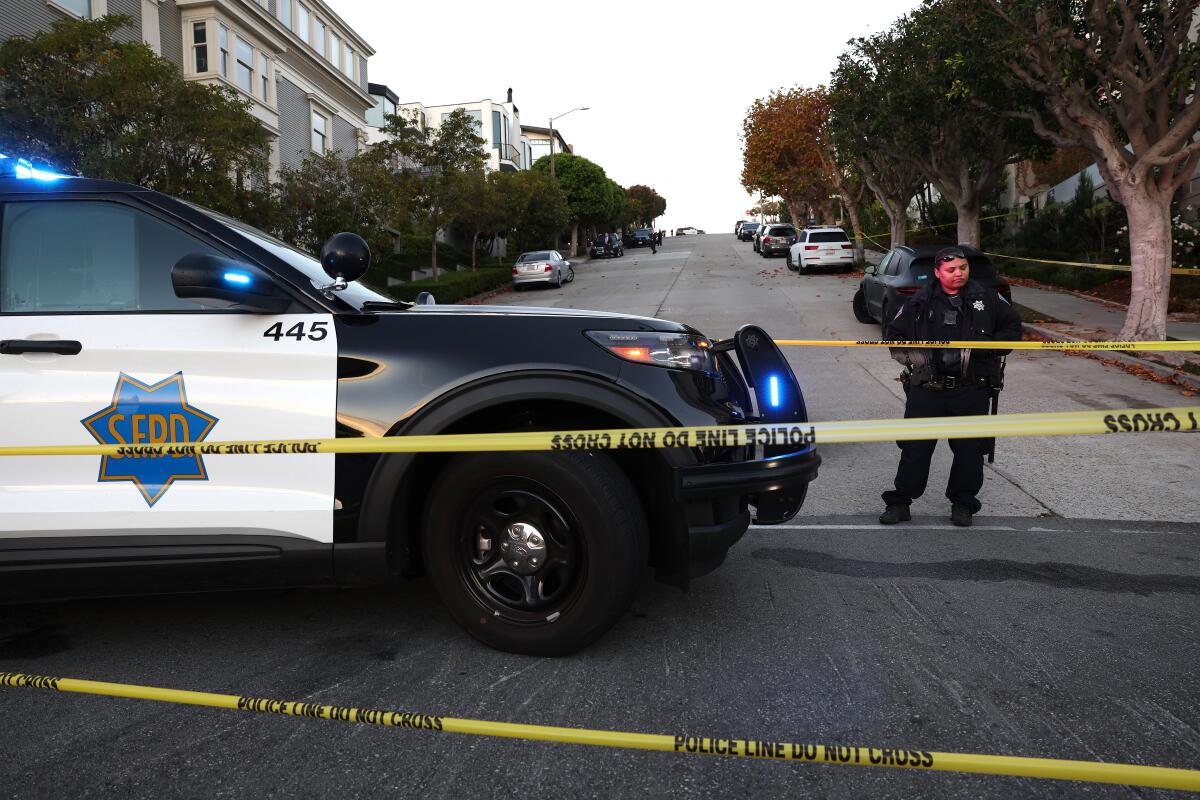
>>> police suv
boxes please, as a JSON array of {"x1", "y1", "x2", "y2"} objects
[{"x1": 0, "y1": 158, "x2": 820, "y2": 655}]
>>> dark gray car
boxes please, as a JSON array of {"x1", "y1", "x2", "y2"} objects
[
  {"x1": 853, "y1": 245, "x2": 1012, "y2": 335},
  {"x1": 758, "y1": 224, "x2": 798, "y2": 258}
]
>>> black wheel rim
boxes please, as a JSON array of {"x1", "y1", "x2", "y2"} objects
[{"x1": 454, "y1": 480, "x2": 585, "y2": 624}]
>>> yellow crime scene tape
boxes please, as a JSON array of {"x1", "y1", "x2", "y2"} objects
[
  {"x1": 981, "y1": 250, "x2": 1200, "y2": 278},
  {"x1": 775, "y1": 338, "x2": 1200, "y2": 351},
  {"x1": 0, "y1": 407, "x2": 1195, "y2": 459},
  {"x1": 2, "y1": 672, "x2": 1197, "y2": 791}
]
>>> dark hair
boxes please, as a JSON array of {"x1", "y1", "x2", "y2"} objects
[{"x1": 934, "y1": 246, "x2": 968, "y2": 268}]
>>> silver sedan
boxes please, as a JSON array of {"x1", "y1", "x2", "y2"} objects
[{"x1": 512, "y1": 250, "x2": 574, "y2": 290}]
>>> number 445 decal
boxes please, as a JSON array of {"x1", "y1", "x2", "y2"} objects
[{"x1": 263, "y1": 321, "x2": 328, "y2": 342}]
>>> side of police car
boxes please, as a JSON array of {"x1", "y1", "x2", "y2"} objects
[{"x1": 0, "y1": 164, "x2": 820, "y2": 656}]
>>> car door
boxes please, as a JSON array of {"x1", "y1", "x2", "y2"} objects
[
  {"x1": 864, "y1": 251, "x2": 893, "y2": 315},
  {"x1": 0, "y1": 195, "x2": 338, "y2": 562}
]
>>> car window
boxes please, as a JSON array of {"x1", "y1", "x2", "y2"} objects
[
  {"x1": 519, "y1": 252, "x2": 551, "y2": 262},
  {"x1": 796, "y1": 231, "x2": 807, "y2": 242},
  {"x1": 0, "y1": 200, "x2": 218, "y2": 313},
  {"x1": 876, "y1": 252, "x2": 893, "y2": 275},
  {"x1": 771, "y1": 226, "x2": 796, "y2": 236},
  {"x1": 809, "y1": 231, "x2": 849, "y2": 243},
  {"x1": 886, "y1": 253, "x2": 905, "y2": 275}
]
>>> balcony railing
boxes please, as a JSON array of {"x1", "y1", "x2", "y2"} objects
[{"x1": 493, "y1": 143, "x2": 520, "y2": 165}]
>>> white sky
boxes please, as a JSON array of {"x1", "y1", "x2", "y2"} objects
[{"x1": 335, "y1": 0, "x2": 919, "y2": 233}]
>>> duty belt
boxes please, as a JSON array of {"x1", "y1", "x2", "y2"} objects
[{"x1": 909, "y1": 375, "x2": 990, "y2": 391}]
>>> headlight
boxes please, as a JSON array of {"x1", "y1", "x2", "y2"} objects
[{"x1": 586, "y1": 330, "x2": 717, "y2": 376}]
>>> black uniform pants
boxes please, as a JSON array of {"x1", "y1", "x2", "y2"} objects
[{"x1": 881, "y1": 385, "x2": 991, "y2": 513}]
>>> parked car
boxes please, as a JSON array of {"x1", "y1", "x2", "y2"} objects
[
  {"x1": 738, "y1": 222, "x2": 760, "y2": 242},
  {"x1": 513, "y1": 250, "x2": 573, "y2": 289},
  {"x1": 734, "y1": 220, "x2": 748, "y2": 235},
  {"x1": 677, "y1": 227, "x2": 701, "y2": 235},
  {"x1": 629, "y1": 228, "x2": 655, "y2": 248},
  {"x1": 0, "y1": 160, "x2": 821, "y2": 656},
  {"x1": 854, "y1": 244, "x2": 1013, "y2": 335},
  {"x1": 787, "y1": 227, "x2": 855, "y2": 273},
  {"x1": 589, "y1": 233, "x2": 624, "y2": 259},
  {"x1": 758, "y1": 224, "x2": 798, "y2": 258}
]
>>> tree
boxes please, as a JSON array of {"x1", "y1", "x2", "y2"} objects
[
  {"x1": 624, "y1": 184, "x2": 667, "y2": 228},
  {"x1": 375, "y1": 108, "x2": 486, "y2": 279},
  {"x1": 498, "y1": 170, "x2": 571, "y2": 255},
  {"x1": 532, "y1": 153, "x2": 622, "y2": 255},
  {"x1": 828, "y1": 56, "x2": 927, "y2": 248},
  {"x1": 449, "y1": 169, "x2": 510, "y2": 270},
  {"x1": 274, "y1": 150, "x2": 401, "y2": 261},
  {"x1": 829, "y1": 4, "x2": 1046, "y2": 249},
  {"x1": 741, "y1": 88, "x2": 835, "y2": 226},
  {"x1": 0, "y1": 14, "x2": 271, "y2": 219},
  {"x1": 962, "y1": 0, "x2": 1200, "y2": 341}
]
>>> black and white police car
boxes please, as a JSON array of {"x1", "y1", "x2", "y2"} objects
[{"x1": 0, "y1": 157, "x2": 820, "y2": 655}]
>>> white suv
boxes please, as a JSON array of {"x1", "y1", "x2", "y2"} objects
[{"x1": 787, "y1": 227, "x2": 855, "y2": 273}]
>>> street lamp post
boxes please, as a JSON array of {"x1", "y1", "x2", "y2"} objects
[{"x1": 549, "y1": 106, "x2": 589, "y2": 180}]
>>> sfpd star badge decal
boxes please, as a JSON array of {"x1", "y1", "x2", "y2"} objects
[{"x1": 80, "y1": 373, "x2": 219, "y2": 506}]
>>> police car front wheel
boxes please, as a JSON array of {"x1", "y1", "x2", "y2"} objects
[{"x1": 421, "y1": 450, "x2": 648, "y2": 656}]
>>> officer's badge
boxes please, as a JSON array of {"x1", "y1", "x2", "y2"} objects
[
  {"x1": 972, "y1": 300, "x2": 986, "y2": 311},
  {"x1": 80, "y1": 373, "x2": 219, "y2": 506}
]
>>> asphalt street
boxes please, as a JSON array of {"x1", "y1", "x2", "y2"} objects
[{"x1": 1, "y1": 234, "x2": 1197, "y2": 798}]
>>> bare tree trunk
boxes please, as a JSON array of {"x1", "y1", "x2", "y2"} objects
[
  {"x1": 471, "y1": 230, "x2": 479, "y2": 271},
  {"x1": 783, "y1": 196, "x2": 805, "y2": 230},
  {"x1": 956, "y1": 201, "x2": 981, "y2": 248},
  {"x1": 569, "y1": 221, "x2": 579, "y2": 258},
  {"x1": 844, "y1": 201, "x2": 866, "y2": 264},
  {"x1": 1119, "y1": 192, "x2": 1173, "y2": 341},
  {"x1": 888, "y1": 213, "x2": 907, "y2": 249},
  {"x1": 430, "y1": 234, "x2": 439, "y2": 281}
]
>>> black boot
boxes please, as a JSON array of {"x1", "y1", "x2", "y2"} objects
[
  {"x1": 879, "y1": 504, "x2": 911, "y2": 525},
  {"x1": 951, "y1": 504, "x2": 973, "y2": 527}
]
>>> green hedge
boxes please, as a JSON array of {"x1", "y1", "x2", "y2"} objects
[{"x1": 376, "y1": 267, "x2": 512, "y2": 305}]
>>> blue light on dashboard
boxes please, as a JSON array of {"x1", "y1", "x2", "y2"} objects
[
  {"x1": 767, "y1": 374, "x2": 782, "y2": 408},
  {"x1": 223, "y1": 271, "x2": 252, "y2": 285}
]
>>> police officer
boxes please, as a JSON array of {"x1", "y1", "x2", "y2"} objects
[
  {"x1": 649, "y1": 230, "x2": 657, "y2": 254},
  {"x1": 880, "y1": 246, "x2": 1022, "y2": 527}
]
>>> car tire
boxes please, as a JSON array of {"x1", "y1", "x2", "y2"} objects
[
  {"x1": 421, "y1": 450, "x2": 647, "y2": 656},
  {"x1": 853, "y1": 288, "x2": 874, "y2": 324},
  {"x1": 786, "y1": 252, "x2": 797, "y2": 271},
  {"x1": 567, "y1": 266, "x2": 575, "y2": 283},
  {"x1": 798, "y1": 258, "x2": 808, "y2": 275}
]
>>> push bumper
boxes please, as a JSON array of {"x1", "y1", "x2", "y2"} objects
[{"x1": 661, "y1": 324, "x2": 821, "y2": 583}]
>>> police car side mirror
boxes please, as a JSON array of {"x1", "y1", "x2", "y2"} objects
[
  {"x1": 172, "y1": 253, "x2": 291, "y2": 314},
  {"x1": 863, "y1": 264, "x2": 877, "y2": 275},
  {"x1": 320, "y1": 232, "x2": 371, "y2": 285}
]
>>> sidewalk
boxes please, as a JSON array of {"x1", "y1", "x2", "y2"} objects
[{"x1": 1011, "y1": 284, "x2": 1200, "y2": 341}]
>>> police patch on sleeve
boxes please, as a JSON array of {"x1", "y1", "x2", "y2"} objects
[{"x1": 80, "y1": 373, "x2": 219, "y2": 506}]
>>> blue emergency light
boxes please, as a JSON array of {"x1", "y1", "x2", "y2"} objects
[
  {"x1": 0, "y1": 153, "x2": 68, "y2": 181},
  {"x1": 767, "y1": 374, "x2": 782, "y2": 408},
  {"x1": 223, "y1": 271, "x2": 253, "y2": 285}
]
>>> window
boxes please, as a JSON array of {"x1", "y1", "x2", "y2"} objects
[
  {"x1": 278, "y1": 0, "x2": 291, "y2": 27},
  {"x1": 810, "y1": 231, "x2": 849, "y2": 243},
  {"x1": 492, "y1": 110, "x2": 501, "y2": 146},
  {"x1": 258, "y1": 53, "x2": 269, "y2": 100},
  {"x1": 234, "y1": 36, "x2": 253, "y2": 93},
  {"x1": 342, "y1": 44, "x2": 354, "y2": 79},
  {"x1": 52, "y1": 0, "x2": 90, "y2": 16},
  {"x1": 218, "y1": 24, "x2": 229, "y2": 78},
  {"x1": 297, "y1": 4, "x2": 309, "y2": 43},
  {"x1": 313, "y1": 17, "x2": 326, "y2": 55},
  {"x1": 330, "y1": 31, "x2": 340, "y2": 67},
  {"x1": 192, "y1": 22, "x2": 207, "y2": 72},
  {"x1": 311, "y1": 110, "x2": 327, "y2": 153},
  {"x1": 0, "y1": 201, "x2": 219, "y2": 313}
]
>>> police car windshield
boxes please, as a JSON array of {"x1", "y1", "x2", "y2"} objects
[{"x1": 183, "y1": 202, "x2": 395, "y2": 308}]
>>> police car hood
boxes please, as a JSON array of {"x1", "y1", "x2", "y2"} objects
[{"x1": 405, "y1": 304, "x2": 689, "y2": 330}]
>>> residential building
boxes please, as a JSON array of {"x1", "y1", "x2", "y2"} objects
[
  {"x1": 521, "y1": 125, "x2": 573, "y2": 170},
  {"x1": 364, "y1": 82, "x2": 399, "y2": 145},
  {"x1": 1, "y1": 0, "x2": 375, "y2": 179},
  {"x1": 395, "y1": 88, "x2": 527, "y2": 172}
]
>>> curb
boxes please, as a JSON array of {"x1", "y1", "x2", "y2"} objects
[{"x1": 1022, "y1": 323, "x2": 1200, "y2": 391}]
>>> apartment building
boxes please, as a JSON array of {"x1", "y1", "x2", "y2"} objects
[
  {"x1": 521, "y1": 125, "x2": 572, "y2": 169},
  {"x1": 394, "y1": 89, "x2": 527, "y2": 172},
  {"x1": 1, "y1": 0, "x2": 375, "y2": 178}
]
